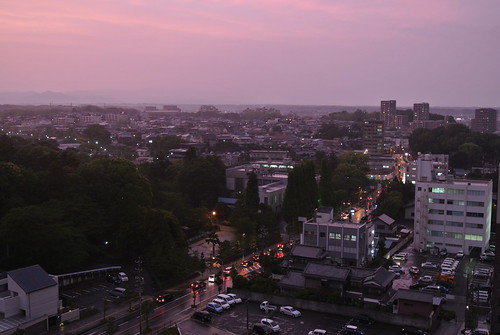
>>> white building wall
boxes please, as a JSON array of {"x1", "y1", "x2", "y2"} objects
[
  {"x1": 29, "y1": 286, "x2": 58, "y2": 318},
  {"x1": 413, "y1": 179, "x2": 492, "y2": 254}
]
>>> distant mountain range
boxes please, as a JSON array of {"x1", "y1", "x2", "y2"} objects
[
  {"x1": 0, "y1": 91, "x2": 115, "y2": 105},
  {"x1": 0, "y1": 91, "x2": 486, "y2": 117}
]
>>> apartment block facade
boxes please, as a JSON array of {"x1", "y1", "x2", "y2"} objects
[{"x1": 301, "y1": 207, "x2": 374, "y2": 266}]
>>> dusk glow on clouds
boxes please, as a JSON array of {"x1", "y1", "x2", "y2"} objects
[{"x1": 1, "y1": 0, "x2": 500, "y2": 106}]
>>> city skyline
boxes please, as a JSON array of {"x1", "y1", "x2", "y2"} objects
[{"x1": 2, "y1": 1, "x2": 500, "y2": 106}]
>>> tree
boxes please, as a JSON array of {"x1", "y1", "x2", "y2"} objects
[
  {"x1": 244, "y1": 171, "x2": 260, "y2": 209},
  {"x1": 83, "y1": 124, "x2": 112, "y2": 146},
  {"x1": 318, "y1": 158, "x2": 334, "y2": 206},
  {"x1": 205, "y1": 231, "x2": 221, "y2": 258}
]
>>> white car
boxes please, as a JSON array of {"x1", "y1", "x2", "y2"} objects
[
  {"x1": 260, "y1": 318, "x2": 280, "y2": 333},
  {"x1": 388, "y1": 265, "x2": 404, "y2": 274},
  {"x1": 419, "y1": 275, "x2": 434, "y2": 284},
  {"x1": 208, "y1": 274, "x2": 215, "y2": 283},
  {"x1": 308, "y1": 329, "x2": 328, "y2": 335},
  {"x1": 212, "y1": 298, "x2": 230, "y2": 310},
  {"x1": 421, "y1": 262, "x2": 437, "y2": 269},
  {"x1": 227, "y1": 293, "x2": 242, "y2": 304},
  {"x1": 279, "y1": 305, "x2": 301, "y2": 317},
  {"x1": 117, "y1": 272, "x2": 128, "y2": 282},
  {"x1": 455, "y1": 250, "x2": 464, "y2": 258}
]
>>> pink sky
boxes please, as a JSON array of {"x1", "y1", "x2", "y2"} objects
[{"x1": 1, "y1": 0, "x2": 500, "y2": 106}]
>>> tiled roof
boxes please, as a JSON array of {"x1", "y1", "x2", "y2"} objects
[{"x1": 303, "y1": 263, "x2": 350, "y2": 281}]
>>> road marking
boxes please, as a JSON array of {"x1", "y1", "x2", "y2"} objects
[{"x1": 118, "y1": 321, "x2": 128, "y2": 327}]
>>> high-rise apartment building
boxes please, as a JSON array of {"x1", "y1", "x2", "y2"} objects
[
  {"x1": 380, "y1": 100, "x2": 396, "y2": 128},
  {"x1": 413, "y1": 160, "x2": 493, "y2": 254},
  {"x1": 471, "y1": 108, "x2": 497, "y2": 133},
  {"x1": 362, "y1": 120, "x2": 384, "y2": 155}
]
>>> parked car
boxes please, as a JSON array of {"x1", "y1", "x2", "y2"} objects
[
  {"x1": 355, "y1": 314, "x2": 375, "y2": 325},
  {"x1": 308, "y1": 329, "x2": 328, "y2": 335},
  {"x1": 388, "y1": 265, "x2": 404, "y2": 274},
  {"x1": 106, "y1": 274, "x2": 121, "y2": 284},
  {"x1": 279, "y1": 305, "x2": 301, "y2": 317},
  {"x1": 455, "y1": 250, "x2": 464, "y2": 258},
  {"x1": 260, "y1": 301, "x2": 277, "y2": 313},
  {"x1": 117, "y1": 272, "x2": 128, "y2": 282},
  {"x1": 419, "y1": 275, "x2": 434, "y2": 284},
  {"x1": 212, "y1": 298, "x2": 230, "y2": 310},
  {"x1": 260, "y1": 318, "x2": 280, "y2": 333},
  {"x1": 217, "y1": 294, "x2": 235, "y2": 306},
  {"x1": 227, "y1": 293, "x2": 242, "y2": 304},
  {"x1": 205, "y1": 302, "x2": 223, "y2": 314},
  {"x1": 109, "y1": 287, "x2": 126, "y2": 298},
  {"x1": 191, "y1": 280, "x2": 206, "y2": 291},
  {"x1": 155, "y1": 293, "x2": 174, "y2": 304},
  {"x1": 402, "y1": 325, "x2": 427, "y2": 335},
  {"x1": 191, "y1": 311, "x2": 212, "y2": 323},
  {"x1": 253, "y1": 323, "x2": 273, "y2": 335},
  {"x1": 342, "y1": 324, "x2": 365, "y2": 335},
  {"x1": 421, "y1": 262, "x2": 437, "y2": 269}
]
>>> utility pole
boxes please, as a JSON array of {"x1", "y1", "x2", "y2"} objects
[{"x1": 135, "y1": 257, "x2": 144, "y2": 334}]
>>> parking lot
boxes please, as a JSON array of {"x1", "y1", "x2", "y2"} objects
[{"x1": 202, "y1": 300, "x2": 404, "y2": 335}]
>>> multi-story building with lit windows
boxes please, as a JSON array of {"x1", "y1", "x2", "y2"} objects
[
  {"x1": 380, "y1": 100, "x2": 396, "y2": 128},
  {"x1": 301, "y1": 207, "x2": 374, "y2": 266},
  {"x1": 413, "y1": 178, "x2": 492, "y2": 255}
]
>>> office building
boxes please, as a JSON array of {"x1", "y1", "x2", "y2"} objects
[{"x1": 413, "y1": 161, "x2": 493, "y2": 254}]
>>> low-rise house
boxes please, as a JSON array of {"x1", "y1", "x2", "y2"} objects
[
  {"x1": 0, "y1": 265, "x2": 59, "y2": 333},
  {"x1": 373, "y1": 214, "x2": 397, "y2": 238}
]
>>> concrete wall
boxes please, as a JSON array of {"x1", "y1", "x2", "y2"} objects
[{"x1": 229, "y1": 288, "x2": 433, "y2": 330}]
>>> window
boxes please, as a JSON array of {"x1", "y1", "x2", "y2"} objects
[
  {"x1": 446, "y1": 221, "x2": 463, "y2": 227},
  {"x1": 344, "y1": 234, "x2": 350, "y2": 240},
  {"x1": 447, "y1": 199, "x2": 464, "y2": 206},
  {"x1": 426, "y1": 230, "x2": 443, "y2": 237},
  {"x1": 428, "y1": 198, "x2": 445, "y2": 204},
  {"x1": 429, "y1": 209, "x2": 445, "y2": 215},
  {"x1": 467, "y1": 190, "x2": 485, "y2": 196},
  {"x1": 430, "y1": 187, "x2": 445, "y2": 193},
  {"x1": 465, "y1": 234, "x2": 483, "y2": 241},
  {"x1": 466, "y1": 223, "x2": 483, "y2": 229},
  {"x1": 351, "y1": 235, "x2": 357, "y2": 242},
  {"x1": 447, "y1": 188, "x2": 465, "y2": 195},
  {"x1": 467, "y1": 201, "x2": 484, "y2": 207},
  {"x1": 329, "y1": 232, "x2": 335, "y2": 239},
  {"x1": 335, "y1": 233, "x2": 341, "y2": 239},
  {"x1": 466, "y1": 212, "x2": 484, "y2": 218},
  {"x1": 428, "y1": 220, "x2": 444, "y2": 225},
  {"x1": 445, "y1": 232, "x2": 463, "y2": 239},
  {"x1": 319, "y1": 232, "x2": 326, "y2": 238},
  {"x1": 417, "y1": 187, "x2": 422, "y2": 191},
  {"x1": 446, "y1": 210, "x2": 464, "y2": 216}
]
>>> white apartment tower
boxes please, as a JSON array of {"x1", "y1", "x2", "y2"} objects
[{"x1": 413, "y1": 158, "x2": 493, "y2": 255}]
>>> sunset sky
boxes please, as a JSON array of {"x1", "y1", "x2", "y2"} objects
[{"x1": 1, "y1": 0, "x2": 500, "y2": 106}]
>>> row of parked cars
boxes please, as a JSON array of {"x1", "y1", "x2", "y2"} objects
[{"x1": 205, "y1": 293, "x2": 243, "y2": 313}]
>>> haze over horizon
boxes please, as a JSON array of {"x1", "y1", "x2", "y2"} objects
[{"x1": 2, "y1": 1, "x2": 500, "y2": 107}]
